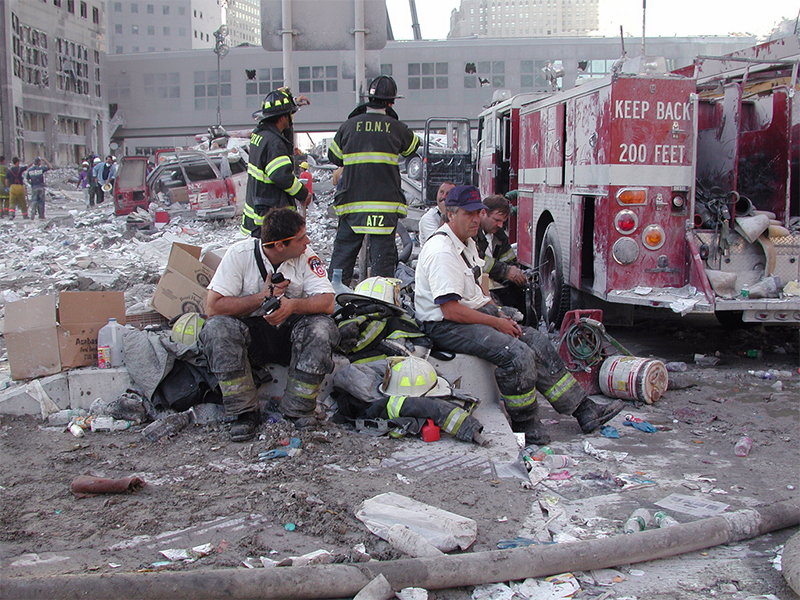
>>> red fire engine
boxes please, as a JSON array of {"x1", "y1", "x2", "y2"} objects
[{"x1": 477, "y1": 40, "x2": 800, "y2": 327}]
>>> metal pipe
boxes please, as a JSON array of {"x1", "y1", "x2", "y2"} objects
[
  {"x1": 281, "y1": 0, "x2": 293, "y2": 88},
  {"x1": 3, "y1": 502, "x2": 796, "y2": 600},
  {"x1": 641, "y1": 0, "x2": 646, "y2": 56},
  {"x1": 354, "y1": 0, "x2": 366, "y2": 105}
]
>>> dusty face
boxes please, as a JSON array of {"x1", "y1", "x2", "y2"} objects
[
  {"x1": 436, "y1": 183, "x2": 455, "y2": 214},
  {"x1": 481, "y1": 209, "x2": 508, "y2": 235},
  {"x1": 448, "y1": 208, "x2": 483, "y2": 243}
]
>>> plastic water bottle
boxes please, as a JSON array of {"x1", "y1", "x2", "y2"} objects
[
  {"x1": 623, "y1": 508, "x2": 651, "y2": 534},
  {"x1": 97, "y1": 318, "x2": 125, "y2": 368},
  {"x1": 734, "y1": 436, "x2": 752, "y2": 457},
  {"x1": 543, "y1": 454, "x2": 572, "y2": 470},
  {"x1": 142, "y1": 411, "x2": 192, "y2": 442},
  {"x1": 653, "y1": 511, "x2": 679, "y2": 528},
  {"x1": 665, "y1": 362, "x2": 687, "y2": 372}
]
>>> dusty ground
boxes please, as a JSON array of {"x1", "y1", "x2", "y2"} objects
[{"x1": 0, "y1": 180, "x2": 798, "y2": 599}]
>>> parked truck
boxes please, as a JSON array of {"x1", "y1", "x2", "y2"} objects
[{"x1": 476, "y1": 38, "x2": 800, "y2": 327}]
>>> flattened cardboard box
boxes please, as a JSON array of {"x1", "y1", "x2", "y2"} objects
[
  {"x1": 152, "y1": 242, "x2": 218, "y2": 320},
  {"x1": 58, "y1": 291, "x2": 126, "y2": 370},
  {"x1": 5, "y1": 292, "x2": 126, "y2": 380}
]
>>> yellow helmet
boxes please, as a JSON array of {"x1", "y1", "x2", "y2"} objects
[
  {"x1": 299, "y1": 161, "x2": 309, "y2": 170},
  {"x1": 337, "y1": 276, "x2": 404, "y2": 314},
  {"x1": 171, "y1": 312, "x2": 205, "y2": 346},
  {"x1": 379, "y1": 356, "x2": 451, "y2": 397}
]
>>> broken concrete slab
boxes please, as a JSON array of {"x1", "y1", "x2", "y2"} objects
[
  {"x1": 0, "y1": 372, "x2": 70, "y2": 416},
  {"x1": 68, "y1": 367, "x2": 134, "y2": 410}
]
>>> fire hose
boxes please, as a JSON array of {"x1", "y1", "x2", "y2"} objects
[{"x1": 562, "y1": 317, "x2": 631, "y2": 372}]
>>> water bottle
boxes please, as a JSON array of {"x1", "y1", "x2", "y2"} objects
[
  {"x1": 531, "y1": 446, "x2": 555, "y2": 461},
  {"x1": 623, "y1": 508, "x2": 651, "y2": 534},
  {"x1": 734, "y1": 436, "x2": 752, "y2": 457},
  {"x1": 97, "y1": 318, "x2": 124, "y2": 368},
  {"x1": 653, "y1": 511, "x2": 679, "y2": 528},
  {"x1": 665, "y1": 362, "x2": 687, "y2": 372},
  {"x1": 542, "y1": 454, "x2": 572, "y2": 470},
  {"x1": 142, "y1": 411, "x2": 192, "y2": 442}
]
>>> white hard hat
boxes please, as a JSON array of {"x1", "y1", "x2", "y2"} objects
[
  {"x1": 171, "y1": 312, "x2": 205, "y2": 346},
  {"x1": 380, "y1": 356, "x2": 451, "y2": 397},
  {"x1": 337, "y1": 277, "x2": 404, "y2": 314},
  {"x1": 93, "y1": 157, "x2": 101, "y2": 164}
]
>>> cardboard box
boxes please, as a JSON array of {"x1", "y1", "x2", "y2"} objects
[
  {"x1": 152, "y1": 243, "x2": 218, "y2": 320},
  {"x1": 57, "y1": 291, "x2": 126, "y2": 370},
  {"x1": 5, "y1": 292, "x2": 126, "y2": 380}
]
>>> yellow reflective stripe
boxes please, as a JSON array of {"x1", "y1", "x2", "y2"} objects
[
  {"x1": 543, "y1": 373, "x2": 578, "y2": 403},
  {"x1": 353, "y1": 355, "x2": 388, "y2": 364},
  {"x1": 242, "y1": 205, "x2": 265, "y2": 224},
  {"x1": 219, "y1": 375, "x2": 253, "y2": 396},
  {"x1": 286, "y1": 178, "x2": 303, "y2": 195},
  {"x1": 329, "y1": 140, "x2": 342, "y2": 160},
  {"x1": 442, "y1": 408, "x2": 469, "y2": 435},
  {"x1": 351, "y1": 226, "x2": 397, "y2": 235},
  {"x1": 400, "y1": 135, "x2": 421, "y2": 157},
  {"x1": 333, "y1": 201, "x2": 407, "y2": 215},
  {"x1": 342, "y1": 152, "x2": 399, "y2": 166},
  {"x1": 287, "y1": 378, "x2": 320, "y2": 400},
  {"x1": 503, "y1": 389, "x2": 538, "y2": 408},
  {"x1": 483, "y1": 256, "x2": 496, "y2": 273},
  {"x1": 353, "y1": 321, "x2": 385, "y2": 353},
  {"x1": 498, "y1": 249, "x2": 516, "y2": 262},
  {"x1": 387, "y1": 395, "x2": 406, "y2": 419},
  {"x1": 264, "y1": 155, "x2": 292, "y2": 177},
  {"x1": 248, "y1": 163, "x2": 270, "y2": 183}
]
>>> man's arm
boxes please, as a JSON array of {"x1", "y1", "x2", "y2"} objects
[
  {"x1": 440, "y1": 300, "x2": 521, "y2": 338},
  {"x1": 206, "y1": 289, "x2": 267, "y2": 318},
  {"x1": 264, "y1": 293, "x2": 334, "y2": 327}
]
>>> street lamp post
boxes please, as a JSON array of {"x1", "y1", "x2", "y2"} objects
[{"x1": 213, "y1": 24, "x2": 229, "y2": 127}]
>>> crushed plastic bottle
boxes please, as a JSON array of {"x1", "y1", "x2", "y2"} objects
[
  {"x1": 665, "y1": 361, "x2": 687, "y2": 372},
  {"x1": 142, "y1": 411, "x2": 192, "y2": 442},
  {"x1": 623, "y1": 508, "x2": 651, "y2": 534},
  {"x1": 91, "y1": 416, "x2": 133, "y2": 432},
  {"x1": 734, "y1": 436, "x2": 752, "y2": 457}
]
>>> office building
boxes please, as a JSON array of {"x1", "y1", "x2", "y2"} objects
[
  {"x1": 226, "y1": 0, "x2": 260, "y2": 47},
  {"x1": 449, "y1": 0, "x2": 600, "y2": 38}
]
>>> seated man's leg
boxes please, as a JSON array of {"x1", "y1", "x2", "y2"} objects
[
  {"x1": 280, "y1": 315, "x2": 341, "y2": 425},
  {"x1": 519, "y1": 327, "x2": 625, "y2": 433},
  {"x1": 199, "y1": 315, "x2": 261, "y2": 441},
  {"x1": 329, "y1": 219, "x2": 364, "y2": 287},
  {"x1": 367, "y1": 231, "x2": 399, "y2": 278},
  {"x1": 423, "y1": 319, "x2": 549, "y2": 444}
]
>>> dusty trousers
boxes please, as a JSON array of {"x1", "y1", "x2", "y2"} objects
[
  {"x1": 421, "y1": 305, "x2": 586, "y2": 426},
  {"x1": 200, "y1": 314, "x2": 340, "y2": 418},
  {"x1": 329, "y1": 218, "x2": 398, "y2": 287}
]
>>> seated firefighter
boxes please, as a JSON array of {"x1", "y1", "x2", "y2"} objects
[
  {"x1": 414, "y1": 185, "x2": 624, "y2": 444},
  {"x1": 200, "y1": 208, "x2": 340, "y2": 441},
  {"x1": 475, "y1": 194, "x2": 528, "y2": 317}
]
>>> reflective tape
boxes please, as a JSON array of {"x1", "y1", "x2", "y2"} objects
[
  {"x1": 543, "y1": 372, "x2": 578, "y2": 404},
  {"x1": 387, "y1": 395, "x2": 407, "y2": 419}
]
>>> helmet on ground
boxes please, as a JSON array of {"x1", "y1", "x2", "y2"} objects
[
  {"x1": 299, "y1": 161, "x2": 309, "y2": 170},
  {"x1": 337, "y1": 276, "x2": 404, "y2": 314},
  {"x1": 368, "y1": 75, "x2": 402, "y2": 101},
  {"x1": 170, "y1": 312, "x2": 205, "y2": 346},
  {"x1": 252, "y1": 88, "x2": 299, "y2": 121},
  {"x1": 380, "y1": 356, "x2": 451, "y2": 397}
]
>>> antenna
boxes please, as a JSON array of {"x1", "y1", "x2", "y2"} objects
[
  {"x1": 620, "y1": 25, "x2": 626, "y2": 57},
  {"x1": 641, "y1": 0, "x2": 646, "y2": 55}
]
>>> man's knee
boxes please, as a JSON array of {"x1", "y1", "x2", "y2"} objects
[
  {"x1": 200, "y1": 315, "x2": 251, "y2": 373},
  {"x1": 291, "y1": 315, "x2": 340, "y2": 375}
]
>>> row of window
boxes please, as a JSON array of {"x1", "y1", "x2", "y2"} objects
[
  {"x1": 49, "y1": 0, "x2": 100, "y2": 24},
  {"x1": 112, "y1": 2, "x2": 187, "y2": 16}
]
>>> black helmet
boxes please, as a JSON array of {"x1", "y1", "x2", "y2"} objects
[
  {"x1": 252, "y1": 88, "x2": 299, "y2": 121},
  {"x1": 368, "y1": 75, "x2": 402, "y2": 101}
]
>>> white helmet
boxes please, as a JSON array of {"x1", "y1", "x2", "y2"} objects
[
  {"x1": 380, "y1": 356, "x2": 451, "y2": 397},
  {"x1": 337, "y1": 276, "x2": 404, "y2": 314},
  {"x1": 93, "y1": 157, "x2": 102, "y2": 164}
]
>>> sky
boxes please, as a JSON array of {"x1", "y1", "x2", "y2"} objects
[{"x1": 385, "y1": 0, "x2": 799, "y2": 40}]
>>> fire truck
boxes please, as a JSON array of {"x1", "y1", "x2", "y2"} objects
[{"x1": 477, "y1": 39, "x2": 800, "y2": 327}]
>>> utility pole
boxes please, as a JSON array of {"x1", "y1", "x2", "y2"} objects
[{"x1": 213, "y1": 25, "x2": 229, "y2": 126}]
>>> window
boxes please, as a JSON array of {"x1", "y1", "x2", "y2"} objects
[
  {"x1": 163, "y1": 27, "x2": 170, "y2": 36},
  {"x1": 144, "y1": 72, "x2": 181, "y2": 108},
  {"x1": 54, "y1": 0, "x2": 61, "y2": 7},
  {"x1": 132, "y1": 25, "x2": 139, "y2": 34},
  {"x1": 115, "y1": 24, "x2": 122, "y2": 33},
  {"x1": 146, "y1": 4, "x2": 153, "y2": 13},
  {"x1": 80, "y1": 1, "x2": 87, "y2": 17},
  {"x1": 464, "y1": 60, "x2": 504, "y2": 88},
  {"x1": 131, "y1": 3, "x2": 138, "y2": 13},
  {"x1": 179, "y1": 6, "x2": 185, "y2": 15},
  {"x1": 55, "y1": 37, "x2": 89, "y2": 95},
  {"x1": 380, "y1": 64, "x2": 392, "y2": 76},
  {"x1": 194, "y1": 70, "x2": 231, "y2": 110},
  {"x1": 132, "y1": 46, "x2": 139, "y2": 52},
  {"x1": 194, "y1": 30, "x2": 197, "y2": 38},
  {"x1": 11, "y1": 19, "x2": 49, "y2": 88},
  {"x1": 116, "y1": 46, "x2": 123, "y2": 54},
  {"x1": 114, "y1": 2, "x2": 121, "y2": 11},
  {"x1": 163, "y1": 5, "x2": 169, "y2": 14},
  {"x1": 297, "y1": 65, "x2": 337, "y2": 94},
  {"x1": 245, "y1": 67, "x2": 283, "y2": 109},
  {"x1": 408, "y1": 62, "x2": 447, "y2": 90},
  {"x1": 66, "y1": 0, "x2": 73, "y2": 13},
  {"x1": 92, "y1": 6, "x2": 99, "y2": 23},
  {"x1": 147, "y1": 25, "x2": 154, "y2": 35}
]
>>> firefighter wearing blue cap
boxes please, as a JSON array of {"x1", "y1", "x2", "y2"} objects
[
  {"x1": 241, "y1": 88, "x2": 311, "y2": 238},
  {"x1": 414, "y1": 185, "x2": 625, "y2": 445}
]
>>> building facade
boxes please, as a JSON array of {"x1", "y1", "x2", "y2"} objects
[
  {"x1": 225, "y1": 0, "x2": 260, "y2": 47},
  {"x1": 104, "y1": 34, "x2": 755, "y2": 155},
  {"x1": 107, "y1": 0, "x2": 221, "y2": 55},
  {"x1": 0, "y1": 0, "x2": 107, "y2": 163},
  {"x1": 449, "y1": 0, "x2": 600, "y2": 38}
]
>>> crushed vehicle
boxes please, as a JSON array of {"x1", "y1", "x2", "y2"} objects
[{"x1": 476, "y1": 38, "x2": 800, "y2": 327}]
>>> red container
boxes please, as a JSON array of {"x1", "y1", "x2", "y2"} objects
[{"x1": 421, "y1": 419, "x2": 440, "y2": 442}]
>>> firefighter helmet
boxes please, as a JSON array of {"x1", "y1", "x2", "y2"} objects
[
  {"x1": 170, "y1": 312, "x2": 205, "y2": 346},
  {"x1": 299, "y1": 161, "x2": 309, "y2": 170},
  {"x1": 336, "y1": 276, "x2": 404, "y2": 314},
  {"x1": 252, "y1": 88, "x2": 299, "y2": 121},
  {"x1": 368, "y1": 75, "x2": 402, "y2": 101},
  {"x1": 380, "y1": 356, "x2": 451, "y2": 397}
]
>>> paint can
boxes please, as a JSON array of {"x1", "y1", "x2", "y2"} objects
[{"x1": 599, "y1": 356, "x2": 668, "y2": 404}]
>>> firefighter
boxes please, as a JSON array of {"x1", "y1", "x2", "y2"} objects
[
  {"x1": 475, "y1": 194, "x2": 528, "y2": 317},
  {"x1": 0, "y1": 156, "x2": 8, "y2": 218},
  {"x1": 418, "y1": 181, "x2": 455, "y2": 245},
  {"x1": 327, "y1": 75, "x2": 420, "y2": 286},
  {"x1": 414, "y1": 185, "x2": 625, "y2": 445},
  {"x1": 201, "y1": 208, "x2": 340, "y2": 441},
  {"x1": 241, "y1": 88, "x2": 311, "y2": 238}
]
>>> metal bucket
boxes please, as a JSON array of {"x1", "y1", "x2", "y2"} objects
[{"x1": 599, "y1": 356, "x2": 668, "y2": 404}]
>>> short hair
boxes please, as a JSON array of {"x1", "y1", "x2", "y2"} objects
[
  {"x1": 483, "y1": 194, "x2": 510, "y2": 216},
  {"x1": 445, "y1": 205, "x2": 460, "y2": 217},
  {"x1": 105, "y1": 155, "x2": 113, "y2": 160},
  {"x1": 11, "y1": 157, "x2": 20, "y2": 165},
  {"x1": 0, "y1": 156, "x2": 5, "y2": 162},
  {"x1": 438, "y1": 181, "x2": 456, "y2": 189},
  {"x1": 261, "y1": 208, "x2": 305, "y2": 245}
]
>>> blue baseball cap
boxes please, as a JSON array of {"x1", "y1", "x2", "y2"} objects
[{"x1": 445, "y1": 185, "x2": 488, "y2": 212}]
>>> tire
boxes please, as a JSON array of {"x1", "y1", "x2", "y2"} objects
[
  {"x1": 538, "y1": 223, "x2": 570, "y2": 328},
  {"x1": 406, "y1": 155, "x2": 422, "y2": 180},
  {"x1": 715, "y1": 310, "x2": 751, "y2": 330}
]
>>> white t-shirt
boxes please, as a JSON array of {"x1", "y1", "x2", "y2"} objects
[
  {"x1": 414, "y1": 224, "x2": 489, "y2": 322},
  {"x1": 207, "y1": 238, "x2": 333, "y2": 317},
  {"x1": 418, "y1": 207, "x2": 444, "y2": 246}
]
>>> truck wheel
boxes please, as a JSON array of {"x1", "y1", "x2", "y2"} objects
[
  {"x1": 406, "y1": 155, "x2": 422, "y2": 180},
  {"x1": 538, "y1": 223, "x2": 569, "y2": 328}
]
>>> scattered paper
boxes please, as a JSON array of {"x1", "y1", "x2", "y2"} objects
[{"x1": 655, "y1": 493, "x2": 729, "y2": 517}]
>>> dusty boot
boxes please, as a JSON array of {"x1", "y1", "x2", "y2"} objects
[
  {"x1": 572, "y1": 396, "x2": 625, "y2": 434},
  {"x1": 229, "y1": 410, "x2": 261, "y2": 442},
  {"x1": 508, "y1": 398, "x2": 551, "y2": 445},
  {"x1": 280, "y1": 371, "x2": 325, "y2": 428}
]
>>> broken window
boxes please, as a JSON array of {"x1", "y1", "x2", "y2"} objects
[
  {"x1": 245, "y1": 67, "x2": 283, "y2": 109},
  {"x1": 463, "y1": 60, "x2": 504, "y2": 88}
]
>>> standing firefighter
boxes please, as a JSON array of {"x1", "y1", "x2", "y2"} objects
[
  {"x1": 415, "y1": 186, "x2": 625, "y2": 445},
  {"x1": 241, "y1": 88, "x2": 311, "y2": 238},
  {"x1": 201, "y1": 208, "x2": 340, "y2": 442},
  {"x1": 328, "y1": 75, "x2": 420, "y2": 286}
]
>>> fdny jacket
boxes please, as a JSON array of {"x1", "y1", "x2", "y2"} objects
[
  {"x1": 242, "y1": 121, "x2": 308, "y2": 236},
  {"x1": 476, "y1": 227, "x2": 517, "y2": 282},
  {"x1": 328, "y1": 110, "x2": 419, "y2": 235}
]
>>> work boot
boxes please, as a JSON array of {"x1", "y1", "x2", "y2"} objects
[
  {"x1": 289, "y1": 415, "x2": 319, "y2": 429},
  {"x1": 572, "y1": 396, "x2": 625, "y2": 434},
  {"x1": 229, "y1": 410, "x2": 260, "y2": 442}
]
